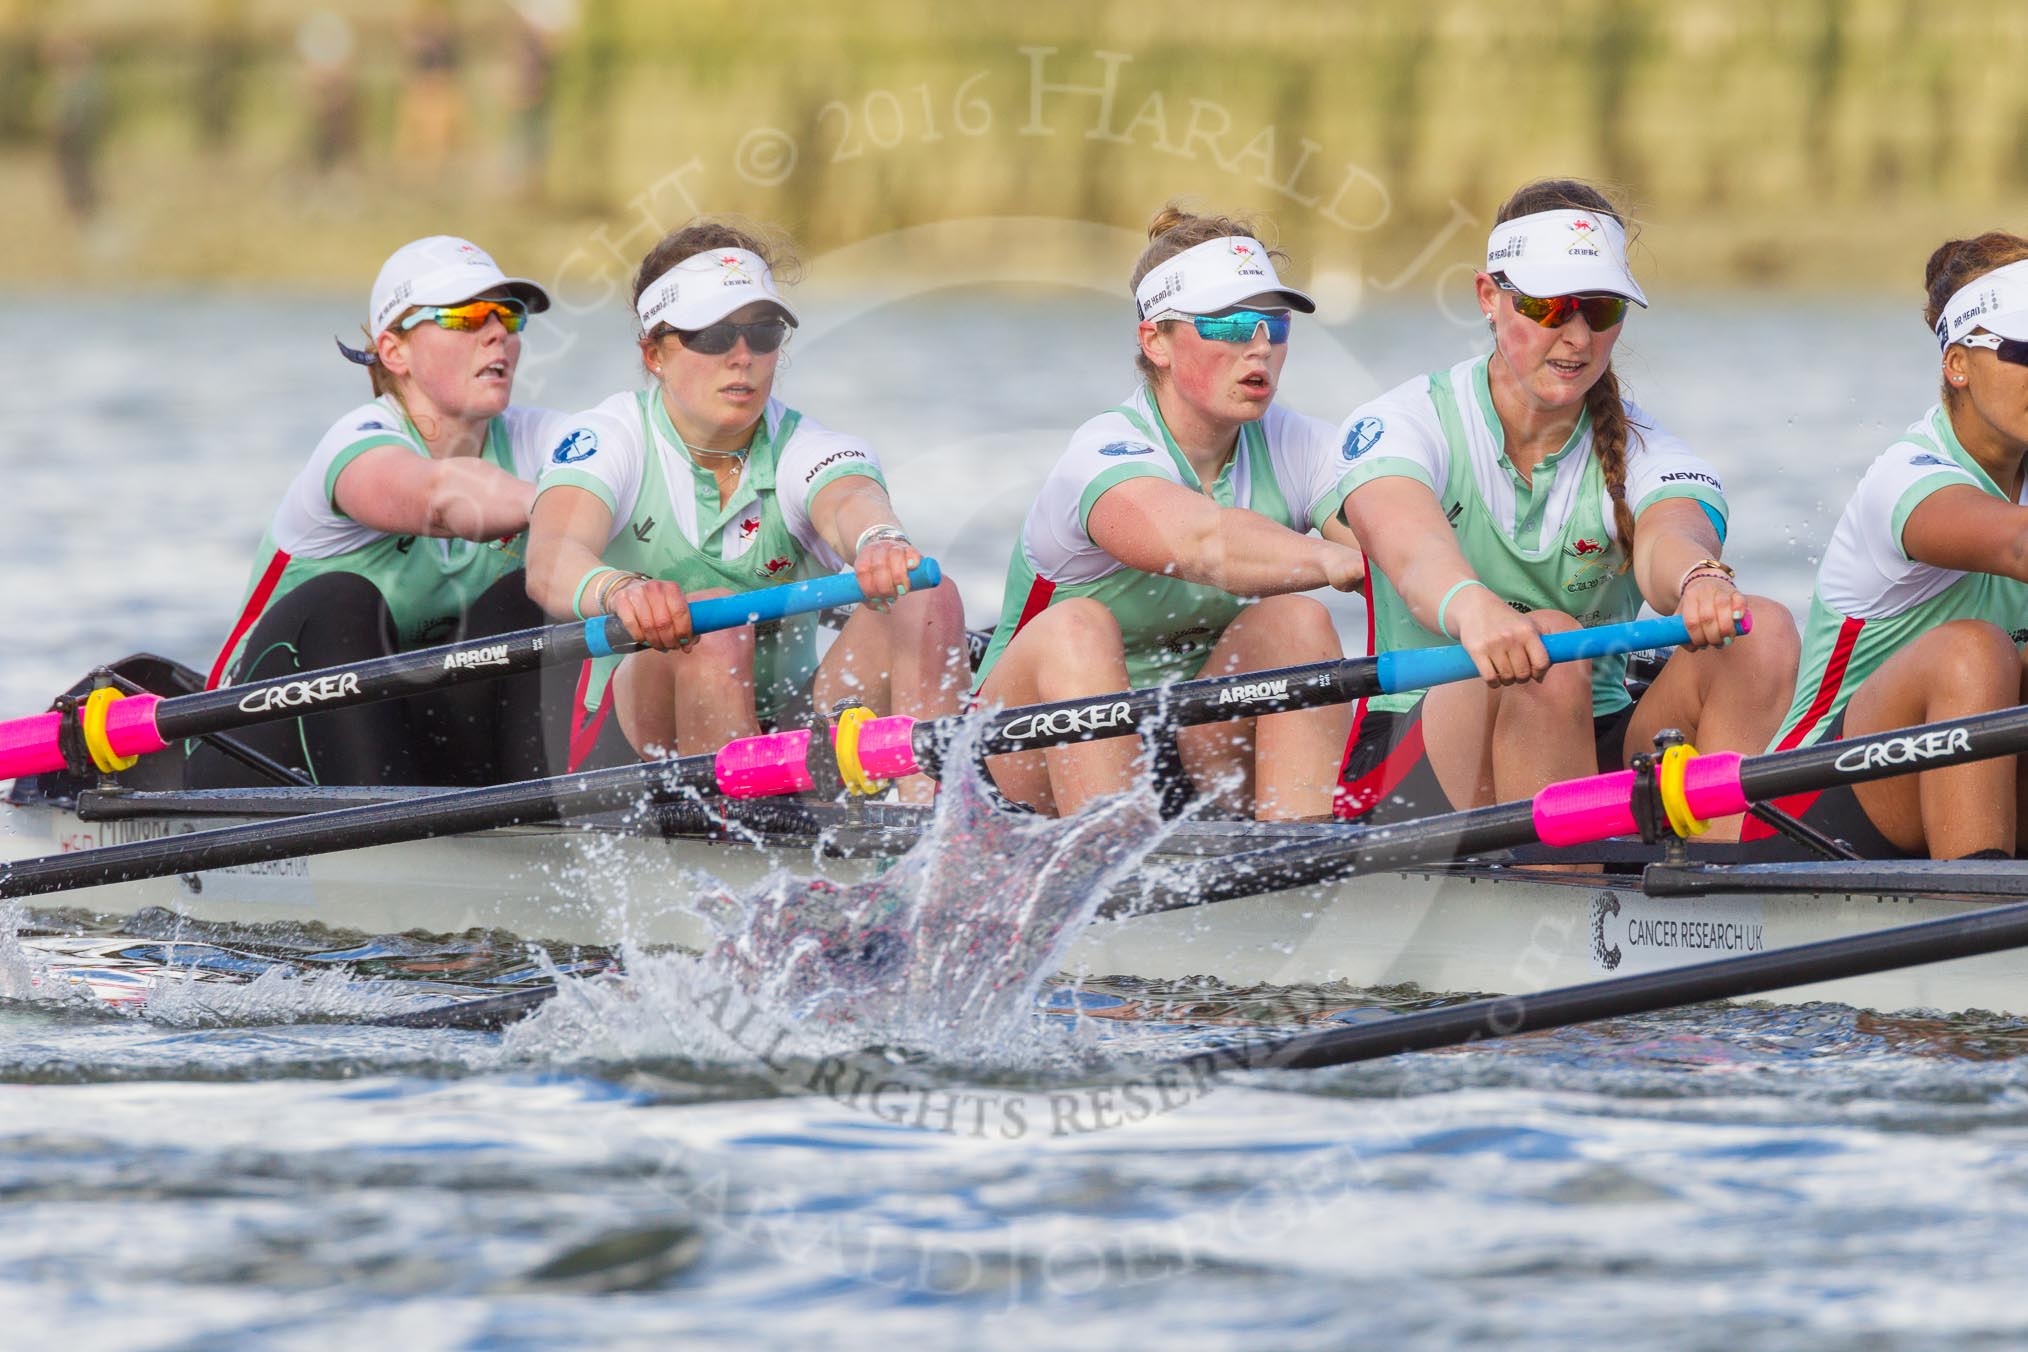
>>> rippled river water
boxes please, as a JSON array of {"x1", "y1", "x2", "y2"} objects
[{"x1": 2, "y1": 290, "x2": 2019, "y2": 1350}]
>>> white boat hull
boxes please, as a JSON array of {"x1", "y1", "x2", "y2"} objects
[{"x1": 9, "y1": 795, "x2": 2028, "y2": 1017}]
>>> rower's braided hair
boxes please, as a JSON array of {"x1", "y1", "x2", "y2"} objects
[
  {"x1": 1128, "y1": 201, "x2": 1291, "y2": 386},
  {"x1": 1923, "y1": 231, "x2": 2028, "y2": 407},
  {"x1": 1493, "y1": 179, "x2": 1641, "y2": 569}
]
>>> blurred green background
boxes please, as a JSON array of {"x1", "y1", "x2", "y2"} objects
[{"x1": 5, "y1": 0, "x2": 2025, "y2": 295}]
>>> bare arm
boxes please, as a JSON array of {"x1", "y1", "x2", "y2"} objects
[
  {"x1": 1631, "y1": 497, "x2": 1745, "y2": 650},
  {"x1": 808, "y1": 474, "x2": 920, "y2": 601},
  {"x1": 525, "y1": 484, "x2": 691, "y2": 648},
  {"x1": 1904, "y1": 484, "x2": 2028, "y2": 581},
  {"x1": 333, "y1": 446, "x2": 535, "y2": 541},
  {"x1": 1085, "y1": 477, "x2": 1364, "y2": 596},
  {"x1": 1319, "y1": 512, "x2": 1362, "y2": 554},
  {"x1": 1341, "y1": 475, "x2": 1548, "y2": 684}
]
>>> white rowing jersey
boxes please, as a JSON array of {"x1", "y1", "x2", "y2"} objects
[
  {"x1": 535, "y1": 389, "x2": 887, "y2": 714},
  {"x1": 1768, "y1": 404, "x2": 2028, "y2": 753},
  {"x1": 975, "y1": 385, "x2": 1358, "y2": 689},
  {"x1": 1336, "y1": 353, "x2": 1728, "y2": 713},
  {"x1": 207, "y1": 396, "x2": 564, "y2": 688}
]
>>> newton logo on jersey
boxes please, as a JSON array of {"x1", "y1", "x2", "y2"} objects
[
  {"x1": 1097, "y1": 441, "x2": 1154, "y2": 458},
  {"x1": 1342, "y1": 417, "x2": 1384, "y2": 461},
  {"x1": 551, "y1": 428, "x2": 599, "y2": 464}
]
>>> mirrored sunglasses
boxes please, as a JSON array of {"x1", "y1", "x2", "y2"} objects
[
  {"x1": 397, "y1": 298, "x2": 530, "y2": 333},
  {"x1": 1496, "y1": 277, "x2": 1629, "y2": 331},
  {"x1": 1152, "y1": 308, "x2": 1292, "y2": 344}
]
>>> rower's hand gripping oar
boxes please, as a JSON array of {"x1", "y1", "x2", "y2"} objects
[
  {"x1": 0, "y1": 610, "x2": 1717, "y2": 902},
  {"x1": 711, "y1": 611, "x2": 1731, "y2": 796},
  {"x1": 0, "y1": 560, "x2": 941, "y2": 781}
]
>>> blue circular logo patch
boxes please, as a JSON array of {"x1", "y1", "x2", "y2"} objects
[
  {"x1": 551, "y1": 428, "x2": 600, "y2": 464},
  {"x1": 1342, "y1": 417, "x2": 1385, "y2": 461}
]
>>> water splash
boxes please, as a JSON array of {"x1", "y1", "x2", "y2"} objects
[
  {"x1": 0, "y1": 901, "x2": 49, "y2": 1003},
  {"x1": 507, "y1": 721, "x2": 1176, "y2": 1068}
]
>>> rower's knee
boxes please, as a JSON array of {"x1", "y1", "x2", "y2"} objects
[
  {"x1": 1497, "y1": 644, "x2": 1592, "y2": 720},
  {"x1": 1027, "y1": 597, "x2": 1124, "y2": 651},
  {"x1": 1246, "y1": 594, "x2": 1342, "y2": 656},
  {"x1": 883, "y1": 576, "x2": 964, "y2": 630},
  {"x1": 995, "y1": 598, "x2": 1127, "y2": 701},
  {"x1": 922, "y1": 577, "x2": 966, "y2": 633},
  {"x1": 1926, "y1": 619, "x2": 2019, "y2": 705},
  {"x1": 1727, "y1": 592, "x2": 1799, "y2": 677}
]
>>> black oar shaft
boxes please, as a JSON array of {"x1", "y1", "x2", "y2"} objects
[
  {"x1": 1119, "y1": 801, "x2": 1541, "y2": 916},
  {"x1": 151, "y1": 620, "x2": 619, "y2": 743},
  {"x1": 1735, "y1": 706, "x2": 2028, "y2": 803},
  {"x1": 1200, "y1": 885, "x2": 2028, "y2": 1074},
  {"x1": 914, "y1": 656, "x2": 1374, "y2": 775},
  {"x1": 1139, "y1": 707, "x2": 2028, "y2": 915},
  {"x1": 0, "y1": 753, "x2": 719, "y2": 899}
]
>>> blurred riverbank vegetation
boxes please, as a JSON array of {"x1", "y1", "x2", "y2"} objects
[{"x1": 3, "y1": 0, "x2": 2025, "y2": 298}]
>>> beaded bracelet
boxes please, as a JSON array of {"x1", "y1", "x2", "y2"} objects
[
  {"x1": 1679, "y1": 569, "x2": 1734, "y2": 595},
  {"x1": 1676, "y1": 557, "x2": 1735, "y2": 600}
]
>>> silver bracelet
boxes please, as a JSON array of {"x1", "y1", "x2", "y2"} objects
[
  {"x1": 596, "y1": 570, "x2": 648, "y2": 615},
  {"x1": 853, "y1": 523, "x2": 911, "y2": 555}
]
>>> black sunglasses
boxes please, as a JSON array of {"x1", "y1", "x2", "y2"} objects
[{"x1": 655, "y1": 318, "x2": 793, "y2": 356}]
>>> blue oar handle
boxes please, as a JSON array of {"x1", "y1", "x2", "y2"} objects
[
  {"x1": 583, "y1": 558, "x2": 942, "y2": 658},
  {"x1": 1374, "y1": 613, "x2": 1701, "y2": 695}
]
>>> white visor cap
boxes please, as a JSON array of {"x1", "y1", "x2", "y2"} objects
[
  {"x1": 1134, "y1": 235, "x2": 1316, "y2": 321},
  {"x1": 636, "y1": 248, "x2": 801, "y2": 334},
  {"x1": 369, "y1": 236, "x2": 551, "y2": 339},
  {"x1": 1936, "y1": 259, "x2": 2028, "y2": 350},
  {"x1": 1484, "y1": 209, "x2": 1647, "y2": 306}
]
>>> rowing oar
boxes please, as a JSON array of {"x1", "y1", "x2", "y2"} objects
[
  {"x1": 0, "y1": 612, "x2": 1707, "y2": 902},
  {"x1": 720, "y1": 611, "x2": 1731, "y2": 790},
  {"x1": 1118, "y1": 703, "x2": 2028, "y2": 917},
  {"x1": 0, "y1": 561, "x2": 940, "y2": 781},
  {"x1": 394, "y1": 701, "x2": 2028, "y2": 1034},
  {"x1": 1167, "y1": 864, "x2": 2028, "y2": 1075}
]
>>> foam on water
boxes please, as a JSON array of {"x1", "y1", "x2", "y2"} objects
[{"x1": 505, "y1": 723, "x2": 1174, "y2": 1071}]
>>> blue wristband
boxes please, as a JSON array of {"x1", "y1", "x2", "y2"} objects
[{"x1": 1436, "y1": 578, "x2": 1489, "y2": 639}]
